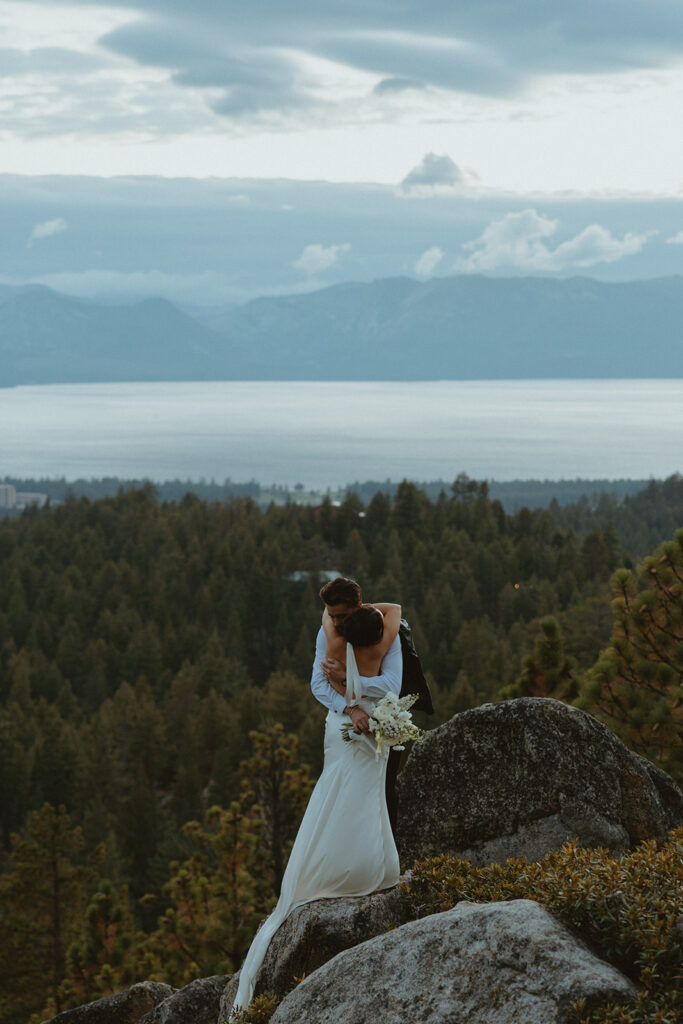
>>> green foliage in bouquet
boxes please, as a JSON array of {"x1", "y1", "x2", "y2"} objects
[{"x1": 403, "y1": 828, "x2": 683, "y2": 1023}]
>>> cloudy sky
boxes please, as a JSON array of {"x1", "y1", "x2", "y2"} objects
[{"x1": 2, "y1": 0, "x2": 683, "y2": 303}]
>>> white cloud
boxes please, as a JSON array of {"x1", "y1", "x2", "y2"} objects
[
  {"x1": 666, "y1": 230, "x2": 683, "y2": 244},
  {"x1": 91, "y1": 2, "x2": 683, "y2": 125},
  {"x1": 27, "y1": 216, "x2": 67, "y2": 247},
  {"x1": 543, "y1": 223, "x2": 653, "y2": 269},
  {"x1": 401, "y1": 153, "x2": 465, "y2": 194},
  {"x1": 293, "y1": 242, "x2": 351, "y2": 274},
  {"x1": 414, "y1": 246, "x2": 444, "y2": 277},
  {"x1": 458, "y1": 209, "x2": 651, "y2": 272}
]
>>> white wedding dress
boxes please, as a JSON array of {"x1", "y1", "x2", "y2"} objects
[{"x1": 230, "y1": 643, "x2": 400, "y2": 1013}]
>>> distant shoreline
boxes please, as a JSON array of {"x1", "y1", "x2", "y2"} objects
[
  {"x1": 1, "y1": 377, "x2": 681, "y2": 392},
  {"x1": 0, "y1": 473, "x2": 666, "y2": 513}
]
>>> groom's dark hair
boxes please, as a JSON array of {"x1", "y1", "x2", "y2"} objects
[
  {"x1": 341, "y1": 605, "x2": 384, "y2": 647},
  {"x1": 319, "y1": 576, "x2": 362, "y2": 607}
]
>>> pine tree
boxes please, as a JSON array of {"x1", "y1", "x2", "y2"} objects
[
  {"x1": 579, "y1": 528, "x2": 683, "y2": 782},
  {"x1": 143, "y1": 803, "x2": 270, "y2": 986},
  {"x1": 340, "y1": 528, "x2": 369, "y2": 579},
  {"x1": 59, "y1": 879, "x2": 144, "y2": 1009},
  {"x1": 500, "y1": 616, "x2": 578, "y2": 701},
  {"x1": 0, "y1": 804, "x2": 99, "y2": 1024},
  {"x1": 0, "y1": 700, "x2": 31, "y2": 850},
  {"x1": 239, "y1": 724, "x2": 314, "y2": 894}
]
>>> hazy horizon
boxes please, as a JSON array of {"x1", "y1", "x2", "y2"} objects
[{"x1": 3, "y1": 173, "x2": 683, "y2": 308}]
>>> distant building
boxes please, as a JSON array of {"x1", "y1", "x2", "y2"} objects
[
  {"x1": 16, "y1": 492, "x2": 48, "y2": 509},
  {"x1": 0, "y1": 484, "x2": 17, "y2": 508},
  {"x1": 287, "y1": 569, "x2": 340, "y2": 584}
]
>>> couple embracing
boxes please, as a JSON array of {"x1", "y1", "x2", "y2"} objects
[{"x1": 231, "y1": 576, "x2": 432, "y2": 1014}]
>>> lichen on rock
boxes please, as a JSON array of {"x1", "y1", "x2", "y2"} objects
[
  {"x1": 397, "y1": 697, "x2": 683, "y2": 867},
  {"x1": 269, "y1": 899, "x2": 636, "y2": 1024}
]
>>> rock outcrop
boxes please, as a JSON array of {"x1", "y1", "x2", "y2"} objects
[
  {"x1": 42, "y1": 983, "x2": 175, "y2": 1024},
  {"x1": 270, "y1": 898, "x2": 637, "y2": 1024},
  {"x1": 218, "y1": 884, "x2": 407, "y2": 1020},
  {"x1": 138, "y1": 977, "x2": 229, "y2": 1024},
  {"x1": 42, "y1": 977, "x2": 229, "y2": 1024},
  {"x1": 45, "y1": 701, "x2": 680, "y2": 1024},
  {"x1": 397, "y1": 697, "x2": 683, "y2": 867}
]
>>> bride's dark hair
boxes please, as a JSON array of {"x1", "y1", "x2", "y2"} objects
[{"x1": 340, "y1": 605, "x2": 384, "y2": 648}]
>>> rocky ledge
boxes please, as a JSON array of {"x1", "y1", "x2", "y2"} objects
[
  {"x1": 43, "y1": 699, "x2": 681, "y2": 1024},
  {"x1": 270, "y1": 899, "x2": 637, "y2": 1024},
  {"x1": 44, "y1": 978, "x2": 228, "y2": 1024},
  {"x1": 218, "y1": 884, "x2": 408, "y2": 1020},
  {"x1": 397, "y1": 696, "x2": 683, "y2": 867}
]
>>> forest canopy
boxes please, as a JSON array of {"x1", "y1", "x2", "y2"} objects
[{"x1": 0, "y1": 473, "x2": 681, "y2": 1023}]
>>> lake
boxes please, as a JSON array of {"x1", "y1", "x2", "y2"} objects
[{"x1": 2, "y1": 380, "x2": 682, "y2": 488}]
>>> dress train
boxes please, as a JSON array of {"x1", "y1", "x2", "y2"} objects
[{"x1": 230, "y1": 645, "x2": 399, "y2": 1013}]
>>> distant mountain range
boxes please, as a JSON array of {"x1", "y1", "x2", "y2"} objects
[{"x1": 1, "y1": 274, "x2": 682, "y2": 385}]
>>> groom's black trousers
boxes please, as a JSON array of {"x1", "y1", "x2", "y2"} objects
[{"x1": 385, "y1": 747, "x2": 402, "y2": 840}]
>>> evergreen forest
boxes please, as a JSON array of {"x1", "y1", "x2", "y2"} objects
[{"x1": 0, "y1": 473, "x2": 681, "y2": 1023}]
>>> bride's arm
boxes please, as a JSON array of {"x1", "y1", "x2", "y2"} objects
[{"x1": 371, "y1": 602, "x2": 401, "y2": 655}]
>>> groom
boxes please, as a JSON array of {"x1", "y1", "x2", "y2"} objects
[{"x1": 310, "y1": 576, "x2": 404, "y2": 836}]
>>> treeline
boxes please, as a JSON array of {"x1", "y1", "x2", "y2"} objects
[
  {"x1": 1, "y1": 472, "x2": 664, "y2": 516},
  {"x1": 346, "y1": 475, "x2": 655, "y2": 513},
  {"x1": 0, "y1": 475, "x2": 681, "y2": 1022}
]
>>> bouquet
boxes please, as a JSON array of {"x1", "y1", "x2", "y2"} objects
[{"x1": 341, "y1": 691, "x2": 425, "y2": 757}]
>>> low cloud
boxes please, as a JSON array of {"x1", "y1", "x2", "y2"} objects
[
  {"x1": 666, "y1": 230, "x2": 683, "y2": 244},
  {"x1": 1, "y1": 268, "x2": 333, "y2": 306},
  {"x1": 11, "y1": 269, "x2": 238, "y2": 305},
  {"x1": 27, "y1": 217, "x2": 67, "y2": 247},
  {"x1": 401, "y1": 153, "x2": 465, "y2": 194},
  {"x1": 373, "y1": 76, "x2": 425, "y2": 95},
  {"x1": 414, "y1": 246, "x2": 444, "y2": 277},
  {"x1": 458, "y1": 209, "x2": 651, "y2": 272},
  {"x1": 293, "y1": 242, "x2": 351, "y2": 274}
]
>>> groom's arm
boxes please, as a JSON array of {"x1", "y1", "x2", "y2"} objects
[
  {"x1": 311, "y1": 627, "x2": 347, "y2": 715},
  {"x1": 358, "y1": 633, "x2": 402, "y2": 698}
]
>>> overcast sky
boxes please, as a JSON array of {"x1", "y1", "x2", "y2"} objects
[
  {"x1": 2, "y1": 1, "x2": 683, "y2": 303},
  {"x1": 3, "y1": 0, "x2": 683, "y2": 190}
]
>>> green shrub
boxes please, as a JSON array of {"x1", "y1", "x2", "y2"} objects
[
  {"x1": 229, "y1": 994, "x2": 280, "y2": 1023},
  {"x1": 403, "y1": 827, "x2": 683, "y2": 1023}
]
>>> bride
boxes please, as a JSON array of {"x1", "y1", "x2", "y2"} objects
[{"x1": 230, "y1": 603, "x2": 402, "y2": 1015}]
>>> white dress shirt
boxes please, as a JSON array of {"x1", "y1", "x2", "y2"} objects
[{"x1": 310, "y1": 627, "x2": 403, "y2": 715}]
